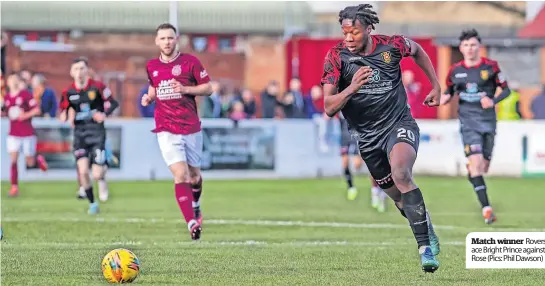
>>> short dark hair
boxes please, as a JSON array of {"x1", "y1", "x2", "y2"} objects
[
  {"x1": 459, "y1": 29, "x2": 481, "y2": 43},
  {"x1": 72, "y1": 57, "x2": 88, "y2": 66},
  {"x1": 156, "y1": 23, "x2": 177, "y2": 34},
  {"x1": 338, "y1": 4, "x2": 380, "y2": 30}
]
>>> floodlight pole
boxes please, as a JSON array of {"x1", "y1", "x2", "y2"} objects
[{"x1": 169, "y1": 1, "x2": 179, "y2": 35}]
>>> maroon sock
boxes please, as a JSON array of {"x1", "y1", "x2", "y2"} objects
[
  {"x1": 11, "y1": 163, "x2": 18, "y2": 186},
  {"x1": 175, "y1": 183, "x2": 194, "y2": 223},
  {"x1": 191, "y1": 177, "x2": 203, "y2": 203}
]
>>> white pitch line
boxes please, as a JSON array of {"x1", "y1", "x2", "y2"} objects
[
  {"x1": 0, "y1": 240, "x2": 466, "y2": 248},
  {"x1": 2, "y1": 217, "x2": 544, "y2": 232}
]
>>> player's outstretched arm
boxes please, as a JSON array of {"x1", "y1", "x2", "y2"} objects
[{"x1": 323, "y1": 67, "x2": 372, "y2": 117}]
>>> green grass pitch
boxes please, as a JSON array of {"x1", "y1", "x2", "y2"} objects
[{"x1": 1, "y1": 176, "x2": 544, "y2": 285}]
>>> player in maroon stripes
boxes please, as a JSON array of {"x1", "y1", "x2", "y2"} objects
[
  {"x1": 2, "y1": 72, "x2": 48, "y2": 197},
  {"x1": 141, "y1": 23, "x2": 212, "y2": 240}
]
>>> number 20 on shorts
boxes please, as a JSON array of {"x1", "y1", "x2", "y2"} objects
[{"x1": 397, "y1": 127, "x2": 415, "y2": 142}]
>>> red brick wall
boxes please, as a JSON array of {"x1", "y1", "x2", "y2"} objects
[{"x1": 5, "y1": 34, "x2": 246, "y2": 117}]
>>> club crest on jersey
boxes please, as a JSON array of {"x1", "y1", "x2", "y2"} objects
[
  {"x1": 381, "y1": 51, "x2": 392, "y2": 64},
  {"x1": 88, "y1": 90, "x2": 96, "y2": 100},
  {"x1": 480, "y1": 70, "x2": 489, "y2": 81},
  {"x1": 172, "y1": 65, "x2": 182, "y2": 76}
]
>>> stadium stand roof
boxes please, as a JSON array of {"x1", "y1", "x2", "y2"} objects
[
  {"x1": 518, "y1": 7, "x2": 545, "y2": 39},
  {"x1": 0, "y1": 2, "x2": 313, "y2": 34}
]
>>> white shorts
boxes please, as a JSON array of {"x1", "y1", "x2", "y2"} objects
[
  {"x1": 157, "y1": 131, "x2": 203, "y2": 167},
  {"x1": 6, "y1": 135, "x2": 37, "y2": 156}
]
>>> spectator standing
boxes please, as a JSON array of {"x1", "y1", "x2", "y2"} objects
[
  {"x1": 261, "y1": 80, "x2": 280, "y2": 119},
  {"x1": 402, "y1": 70, "x2": 422, "y2": 118},
  {"x1": 281, "y1": 78, "x2": 306, "y2": 118},
  {"x1": 497, "y1": 80, "x2": 521, "y2": 120},
  {"x1": 200, "y1": 81, "x2": 222, "y2": 118},
  {"x1": 19, "y1": 69, "x2": 33, "y2": 92},
  {"x1": 229, "y1": 101, "x2": 247, "y2": 121},
  {"x1": 31, "y1": 73, "x2": 57, "y2": 118},
  {"x1": 240, "y1": 89, "x2": 257, "y2": 118}
]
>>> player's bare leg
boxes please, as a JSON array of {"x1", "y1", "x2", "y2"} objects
[
  {"x1": 91, "y1": 164, "x2": 109, "y2": 202},
  {"x1": 170, "y1": 161, "x2": 201, "y2": 240},
  {"x1": 389, "y1": 142, "x2": 439, "y2": 272},
  {"x1": 467, "y1": 154, "x2": 495, "y2": 224},
  {"x1": 78, "y1": 158, "x2": 99, "y2": 214},
  {"x1": 342, "y1": 154, "x2": 357, "y2": 200},
  {"x1": 9, "y1": 152, "x2": 19, "y2": 197},
  {"x1": 97, "y1": 165, "x2": 109, "y2": 202},
  {"x1": 483, "y1": 159, "x2": 491, "y2": 174},
  {"x1": 353, "y1": 155, "x2": 363, "y2": 171},
  {"x1": 188, "y1": 165, "x2": 203, "y2": 225},
  {"x1": 76, "y1": 168, "x2": 86, "y2": 199}
]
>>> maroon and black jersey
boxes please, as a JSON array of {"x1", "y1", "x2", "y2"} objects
[
  {"x1": 321, "y1": 35, "x2": 414, "y2": 152},
  {"x1": 445, "y1": 58, "x2": 508, "y2": 131},
  {"x1": 60, "y1": 79, "x2": 113, "y2": 130}
]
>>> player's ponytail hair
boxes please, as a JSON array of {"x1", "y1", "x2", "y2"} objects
[{"x1": 338, "y1": 4, "x2": 380, "y2": 30}]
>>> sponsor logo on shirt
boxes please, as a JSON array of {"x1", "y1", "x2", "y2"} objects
[
  {"x1": 75, "y1": 102, "x2": 93, "y2": 120},
  {"x1": 156, "y1": 79, "x2": 183, "y2": 100},
  {"x1": 356, "y1": 70, "x2": 394, "y2": 95},
  {"x1": 459, "y1": 82, "x2": 487, "y2": 102}
]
